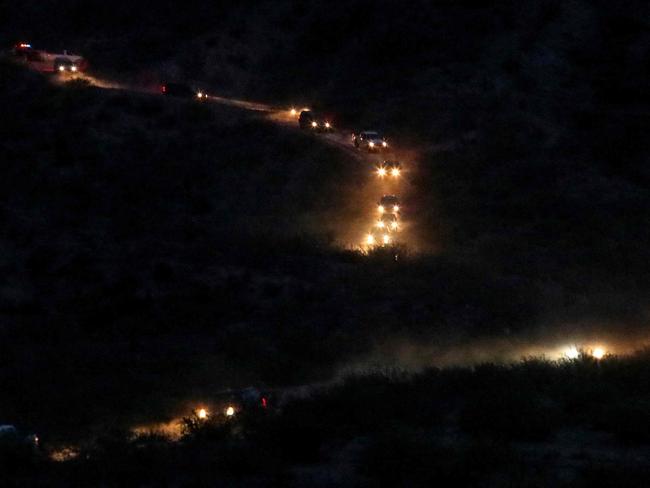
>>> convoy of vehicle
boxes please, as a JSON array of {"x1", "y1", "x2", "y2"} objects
[
  {"x1": 11, "y1": 43, "x2": 87, "y2": 73},
  {"x1": 4, "y1": 40, "x2": 411, "y2": 452},
  {"x1": 8, "y1": 40, "x2": 402, "y2": 252}
]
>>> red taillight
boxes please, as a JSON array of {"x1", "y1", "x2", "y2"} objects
[
  {"x1": 161, "y1": 85, "x2": 166, "y2": 93},
  {"x1": 261, "y1": 397, "x2": 268, "y2": 408}
]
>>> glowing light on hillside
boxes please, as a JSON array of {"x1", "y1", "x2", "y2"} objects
[
  {"x1": 197, "y1": 408, "x2": 208, "y2": 419},
  {"x1": 564, "y1": 346, "x2": 580, "y2": 360},
  {"x1": 592, "y1": 347, "x2": 606, "y2": 360}
]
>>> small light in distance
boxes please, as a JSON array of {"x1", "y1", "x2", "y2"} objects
[
  {"x1": 592, "y1": 347, "x2": 606, "y2": 360},
  {"x1": 376, "y1": 221, "x2": 385, "y2": 228},
  {"x1": 197, "y1": 92, "x2": 204, "y2": 98},
  {"x1": 325, "y1": 122, "x2": 331, "y2": 128},
  {"x1": 311, "y1": 121, "x2": 318, "y2": 128},
  {"x1": 366, "y1": 234, "x2": 375, "y2": 245},
  {"x1": 290, "y1": 108, "x2": 297, "y2": 116},
  {"x1": 58, "y1": 65, "x2": 65, "y2": 72},
  {"x1": 377, "y1": 205, "x2": 385, "y2": 213},
  {"x1": 393, "y1": 205, "x2": 400, "y2": 212},
  {"x1": 383, "y1": 234, "x2": 391, "y2": 244},
  {"x1": 382, "y1": 141, "x2": 388, "y2": 147},
  {"x1": 225, "y1": 406, "x2": 235, "y2": 417},
  {"x1": 391, "y1": 167, "x2": 401, "y2": 177},
  {"x1": 71, "y1": 65, "x2": 77, "y2": 72},
  {"x1": 197, "y1": 408, "x2": 208, "y2": 419},
  {"x1": 376, "y1": 167, "x2": 387, "y2": 177},
  {"x1": 390, "y1": 222, "x2": 398, "y2": 230}
]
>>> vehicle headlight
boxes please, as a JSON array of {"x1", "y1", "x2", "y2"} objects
[
  {"x1": 366, "y1": 234, "x2": 375, "y2": 245},
  {"x1": 290, "y1": 108, "x2": 297, "y2": 116},
  {"x1": 71, "y1": 65, "x2": 78, "y2": 72},
  {"x1": 391, "y1": 222, "x2": 398, "y2": 230},
  {"x1": 377, "y1": 167, "x2": 386, "y2": 177},
  {"x1": 391, "y1": 168, "x2": 400, "y2": 177},
  {"x1": 225, "y1": 406, "x2": 235, "y2": 417},
  {"x1": 58, "y1": 65, "x2": 65, "y2": 72},
  {"x1": 393, "y1": 205, "x2": 399, "y2": 212},
  {"x1": 377, "y1": 205, "x2": 384, "y2": 213},
  {"x1": 312, "y1": 121, "x2": 318, "y2": 127},
  {"x1": 592, "y1": 347, "x2": 606, "y2": 360},
  {"x1": 383, "y1": 235, "x2": 391, "y2": 244},
  {"x1": 325, "y1": 122, "x2": 331, "y2": 128},
  {"x1": 377, "y1": 221, "x2": 385, "y2": 228},
  {"x1": 369, "y1": 142, "x2": 375, "y2": 147},
  {"x1": 197, "y1": 92, "x2": 204, "y2": 98},
  {"x1": 382, "y1": 141, "x2": 388, "y2": 147}
]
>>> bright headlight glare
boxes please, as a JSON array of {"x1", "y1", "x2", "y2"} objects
[
  {"x1": 369, "y1": 142, "x2": 375, "y2": 147},
  {"x1": 377, "y1": 205, "x2": 384, "y2": 213},
  {"x1": 377, "y1": 168, "x2": 386, "y2": 177},
  {"x1": 391, "y1": 168, "x2": 400, "y2": 176},
  {"x1": 383, "y1": 235, "x2": 390, "y2": 244},
  {"x1": 366, "y1": 234, "x2": 375, "y2": 245},
  {"x1": 592, "y1": 347, "x2": 606, "y2": 360},
  {"x1": 325, "y1": 122, "x2": 331, "y2": 128},
  {"x1": 393, "y1": 205, "x2": 399, "y2": 212},
  {"x1": 311, "y1": 121, "x2": 317, "y2": 127},
  {"x1": 58, "y1": 65, "x2": 65, "y2": 72},
  {"x1": 377, "y1": 221, "x2": 385, "y2": 228},
  {"x1": 382, "y1": 141, "x2": 387, "y2": 147}
]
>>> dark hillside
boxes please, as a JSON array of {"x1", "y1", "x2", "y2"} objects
[
  {"x1": 0, "y1": 62, "x2": 537, "y2": 438},
  {"x1": 2, "y1": 2, "x2": 650, "y2": 484},
  {"x1": 1, "y1": 1, "x2": 650, "y2": 433}
]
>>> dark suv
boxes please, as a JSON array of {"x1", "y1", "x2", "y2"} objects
[
  {"x1": 161, "y1": 82, "x2": 196, "y2": 98},
  {"x1": 299, "y1": 110, "x2": 333, "y2": 132}
]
